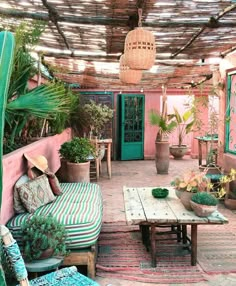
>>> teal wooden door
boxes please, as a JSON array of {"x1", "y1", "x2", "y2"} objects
[{"x1": 120, "y1": 94, "x2": 144, "y2": 160}]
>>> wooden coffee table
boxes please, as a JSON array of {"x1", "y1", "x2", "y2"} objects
[{"x1": 123, "y1": 186, "x2": 228, "y2": 267}]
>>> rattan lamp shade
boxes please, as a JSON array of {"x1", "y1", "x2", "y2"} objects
[
  {"x1": 124, "y1": 27, "x2": 156, "y2": 70},
  {"x1": 119, "y1": 54, "x2": 142, "y2": 84}
]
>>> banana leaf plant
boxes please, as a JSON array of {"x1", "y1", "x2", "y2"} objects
[
  {"x1": 0, "y1": 31, "x2": 15, "y2": 208},
  {"x1": 169, "y1": 107, "x2": 195, "y2": 146}
]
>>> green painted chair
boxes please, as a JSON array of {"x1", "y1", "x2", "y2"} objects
[{"x1": 0, "y1": 225, "x2": 99, "y2": 286}]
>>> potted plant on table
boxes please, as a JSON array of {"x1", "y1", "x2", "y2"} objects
[
  {"x1": 171, "y1": 170, "x2": 208, "y2": 210},
  {"x1": 59, "y1": 137, "x2": 96, "y2": 182},
  {"x1": 21, "y1": 214, "x2": 68, "y2": 261},
  {"x1": 169, "y1": 107, "x2": 196, "y2": 159},
  {"x1": 190, "y1": 192, "x2": 218, "y2": 217},
  {"x1": 149, "y1": 109, "x2": 177, "y2": 174}
]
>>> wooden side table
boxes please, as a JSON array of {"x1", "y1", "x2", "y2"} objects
[
  {"x1": 195, "y1": 136, "x2": 218, "y2": 166},
  {"x1": 25, "y1": 257, "x2": 63, "y2": 278},
  {"x1": 97, "y1": 138, "x2": 112, "y2": 179}
]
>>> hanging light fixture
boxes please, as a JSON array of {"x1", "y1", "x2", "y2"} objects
[
  {"x1": 124, "y1": 8, "x2": 156, "y2": 70},
  {"x1": 119, "y1": 54, "x2": 142, "y2": 84}
]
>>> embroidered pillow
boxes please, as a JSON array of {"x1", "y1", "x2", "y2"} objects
[
  {"x1": 13, "y1": 175, "x2": 29, "y2": 214},
  {"x1": 46, "y1": 172, "x2": 63, "y2": 196},
  {"x1": 18, "y1": 174, "x2": 56, "y2": 213}
]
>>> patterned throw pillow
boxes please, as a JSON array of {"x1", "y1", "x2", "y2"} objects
[
  {"x1": 46, "y1": 172, "x2": 63, "y2": 196},
  {"x1": 18, "y1": 174, "x2": 56, "y2": 213},
  {"x1": 13, "y1": 175, "x2": 29, "y2": 214}
]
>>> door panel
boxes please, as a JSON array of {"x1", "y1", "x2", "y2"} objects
[{"x1": 120, "y1": 94, "x2": 144, "y2": 160}]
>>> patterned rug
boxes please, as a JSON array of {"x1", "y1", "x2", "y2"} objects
[
  {"x1": 96, "y1": 224, "x2": 206, "y2": 284},
  {"x1": 197, "y1": 226, "x2": 236, "y2": 274}
]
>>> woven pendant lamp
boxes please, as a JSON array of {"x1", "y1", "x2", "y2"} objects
[
  {"x1": 119, "y1": 54, "x2": 142, "y2": 84},
  {"x1": 124, "y1": 8, "x2": 156, "y2": 70}
]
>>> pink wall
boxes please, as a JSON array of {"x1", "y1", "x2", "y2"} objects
[
  {"x1": 79, "y1": 88, "x2": 211, "y2": 160},
  {"x1": 1, "y1": 128, "x2": 72, "y2": 225}
]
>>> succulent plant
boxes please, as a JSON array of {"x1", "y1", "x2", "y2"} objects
[
  {"x1": 191, "y1": 192, "x2": 218, "y2": 206},
  {"x1": 21, "y1": 214, "x2": 68, "y2": 261}
]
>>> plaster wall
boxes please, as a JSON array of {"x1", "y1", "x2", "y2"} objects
[{"x1": 1, "y1": 128, "x2": 72, "y2": 225}]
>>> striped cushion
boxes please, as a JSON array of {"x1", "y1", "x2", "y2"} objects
[{"x1": 7, "y1": 182, "x2": 103, "y2": 249}]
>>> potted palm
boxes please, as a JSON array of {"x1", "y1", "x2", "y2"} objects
[
  {"x1": 169, "y1": 107, "x2": 195, "y2": 159},
  {"x1": 59, "y1": 137, "x2": 96, "y2": 182},
  {"x1": 149, "y1": 109, "x2": 177, "y2": 174}
]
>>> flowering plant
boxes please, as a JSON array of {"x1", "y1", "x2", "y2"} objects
[
  {"x1": 171, "y1": 170, "x2": 208, "y2": 193},
  {"x1": 209, "y1": 168, "x2": 236, "y2": 198}
]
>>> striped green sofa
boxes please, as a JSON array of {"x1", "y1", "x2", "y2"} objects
[{"x1": 7, "y1": 182, "x2": 103, "y2": 279}]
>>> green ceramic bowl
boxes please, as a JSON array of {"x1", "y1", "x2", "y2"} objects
[{"x1": 152, "y1": 188, "x2": 169, "y2": 198}]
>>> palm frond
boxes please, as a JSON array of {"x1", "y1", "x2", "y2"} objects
[{"x1": 6, "y1": 84, "x2": 70, "y2": 119}]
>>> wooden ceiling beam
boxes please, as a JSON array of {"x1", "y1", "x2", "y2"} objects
[
  {"x1": 1, "y1": 8, "x2": 236, "y2": 28},
  {"x1": 170, "y1": 3, "x2": 236, "y2": 59}
]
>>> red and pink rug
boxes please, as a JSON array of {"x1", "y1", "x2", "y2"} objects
[{"x1": 96, "y1": 224, "x2": 206, "y2": 284}]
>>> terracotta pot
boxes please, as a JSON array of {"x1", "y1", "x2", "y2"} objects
[
  {"x1": 190, "y1": 201, "x2": 217, "y2": 217},
  {"x1": 155, "y1": 141, "x2": 170, "y2": 174},
  {"x1": 38, "y1": 248, "x2": 54, "y2": 260},
  {"x1": 175, "y1": 188, "x2": 183, "y2": 199},
  {"x1": 169, "y1": 145, "x2": 188, "y2": 160},
  {"x1": 56, "y1": 158, "x2": 68, "y2": 182},
  {"x1": 66, "y1": 161, "x2": 90, "y2": 183},
  {"x1": 180, "y1": 191, "x2": 194, "y2": 211},
  {"x1": 224, "y1": 194, "x2": 236, "y2": 210}
]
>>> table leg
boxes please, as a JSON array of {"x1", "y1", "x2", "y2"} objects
[
  {"x1": 150, "y1": 225, "x2": 156, "y2": 267},
  {"x1": 198, "y1": 140, "x2": 202, "y2": 166},
  {"x1": 140, "y1": 225, "x2": 150, "y2": 251},
  {"x1": 106, "y1": 143, "x2": 111, "y2": 179},
  {"x1": 182, "y1": 225, "x2": 187, "y2": 244},
  {"x1": 191, "y1": 224, "x2": 197, "y2": 266}
]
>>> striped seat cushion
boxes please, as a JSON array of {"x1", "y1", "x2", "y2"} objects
[{"x1": 7, "y1": 182, "x2": 103, "y2": 249}]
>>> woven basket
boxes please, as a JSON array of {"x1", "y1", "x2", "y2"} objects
[
  {"x1": 124, "y1": 27, "x2": 156, "y2": 70},
  {"x1": 119, "y1": 54, "x2": 142, "y2": 84}
]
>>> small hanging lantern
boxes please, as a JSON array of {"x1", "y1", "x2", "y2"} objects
[
  {"x1": 124, "y1": 8, "x2": 156, "y2": 70},
  {"x1": 119, "y1": 54, "x2": 142, "y2": 84}
]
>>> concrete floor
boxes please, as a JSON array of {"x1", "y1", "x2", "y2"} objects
[{"x1": 93, "y1": 157, "x2": 236, "y2": 286}]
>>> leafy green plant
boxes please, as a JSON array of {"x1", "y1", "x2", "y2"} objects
[
  {"x1": 148, "y1": 109, "x2": 177, "y2": 141},
  {"x1": 3, "y1": 22, "x2": 72, "y2": 154},
  {"x1": 169, "y1": 107, "x2": 195, "y2": 146},
  {"x1": 191, "y1": 192, "x2": 218, "y2": 206},
  {"x1": 21, "y1": 214, "x2": 68, "y2": 261},
  {"x1": 59, "y1": 137, "x2": 96, "y2": 163},
  {"x1": 0, "y1": 31, "x2": 15, "y2": 207},
  {"x1": 83, "y1": 100, "x2": 113, "y2": 137},
  {"x1": 48, "y1": 87, "x2": 79, "y2": 135}
]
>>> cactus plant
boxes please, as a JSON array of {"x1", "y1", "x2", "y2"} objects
[{"x1": 0, "y1": 31, "x2": 15, "y2": 207}]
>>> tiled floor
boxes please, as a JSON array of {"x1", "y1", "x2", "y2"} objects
[{"x1": 94, "y1": 157, "x2": 236, "y2": 286}]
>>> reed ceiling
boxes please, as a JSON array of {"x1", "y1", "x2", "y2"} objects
[{"x1": 1, "y1": 0, "x2": 236, "y2": 90}]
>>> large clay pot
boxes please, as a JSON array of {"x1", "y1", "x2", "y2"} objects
[
  {"x1": 56, "y1": 158, "x2": 68, "y2": 182},
  {"x1": 66, "y1": 161, "x2": 90, "y2": 183},
  {"x1": 224, "y1": 193, "x2": 236, "y2": 210},
  {"x1": 155, "y1": 141, "x2": 170, "y2": 174},
  {"x1": 169, "y1": 145, "x2": 188, "y2": 160},
  {"x1": 180, "y1": 191, "x2": 194, "y2": 211}
]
